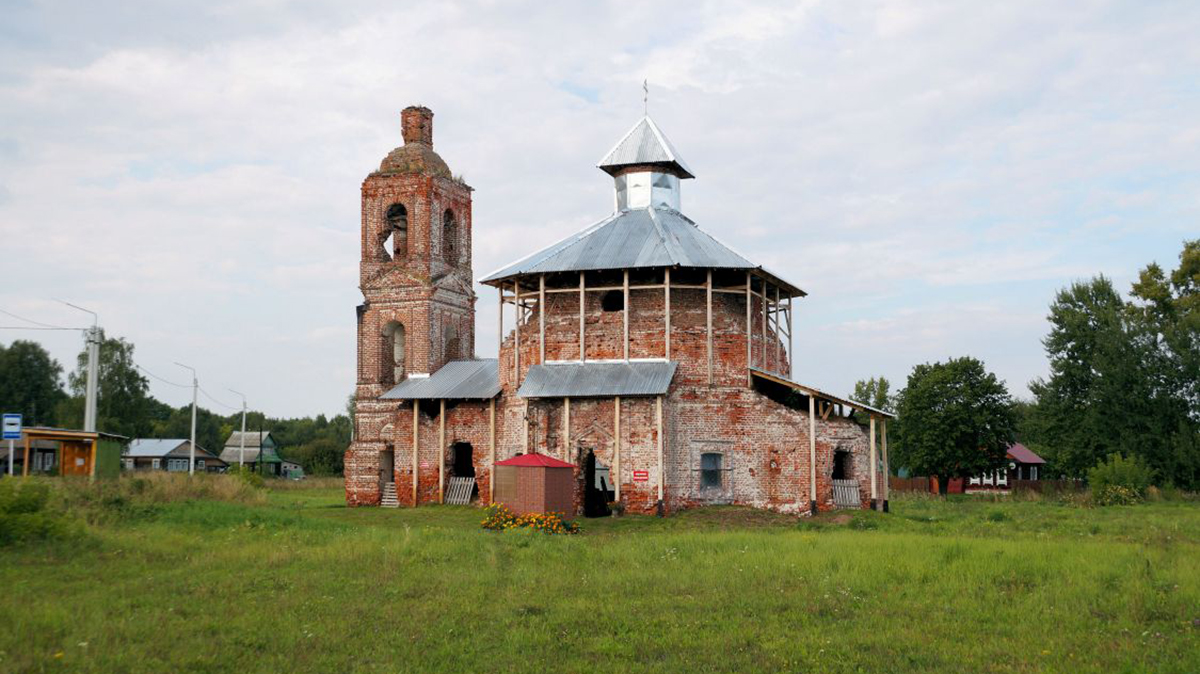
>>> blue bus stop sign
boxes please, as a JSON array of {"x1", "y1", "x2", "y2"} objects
[{"x1": 2, "y1": 414, "x2": 21, "y2": 440}]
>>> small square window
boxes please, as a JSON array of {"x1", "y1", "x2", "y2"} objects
[{"x1": 701, "y1": 453, "x2": 723, "y2": 489}]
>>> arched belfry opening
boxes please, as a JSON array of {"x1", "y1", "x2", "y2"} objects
[
  {"x1": 382, "y1": 320, "x2": 406, "y2": 385},
  {"x1": 442, "y1": 208, "x2": 458, "y2": 264},
  {"x1": 383, "y1": 203, "x2": 408, "y2": 261},
  {"x1": 444, "y1": 323, "x2": 461, "y2": 362}
]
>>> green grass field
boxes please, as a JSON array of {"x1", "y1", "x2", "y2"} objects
[{"x1": 1, "y1": 479, "x2": 1197, "y2": 673}]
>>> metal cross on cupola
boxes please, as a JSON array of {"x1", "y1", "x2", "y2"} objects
[{"x1": 597, "y1": 116, "x2": 695, "y2": 213}]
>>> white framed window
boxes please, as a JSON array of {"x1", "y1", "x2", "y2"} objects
[
  {"x1": 197, "y1": 460, "x2": 205, "y2": 470},
  {"x1": 152, "y1": 458, "x2": 160, "y2": 470}
]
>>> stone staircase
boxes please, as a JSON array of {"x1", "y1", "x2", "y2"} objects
[{"x1": 380, "y1": 481, "x2": 399, "y2": 508}]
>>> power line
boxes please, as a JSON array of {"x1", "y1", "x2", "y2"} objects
[
  {"x1": 199, "y1": 386, "x2": 240, "y2": 411},
  {"x1": 0, "y1": 326, "x2": 84, "y2": 331},
  {"x1": 134, "y1": 363, "x2": 191, "y2": 389},
  {"x1": 0, "y1": 308, "x2": 76, "y2": 330}
]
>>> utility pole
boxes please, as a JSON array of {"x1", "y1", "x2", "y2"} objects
[
  {"x1": 229, "y1": 389, "x2": 247, "y2": 467},
  {"x1": 60, "y1": 302, "x2": 99, "y2": 432},
  {"x1": 175, "y1": 362, "x2": 198, "y2": 475}
]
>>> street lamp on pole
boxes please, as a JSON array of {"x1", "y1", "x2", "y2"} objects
[
  {"x1": 175, "y1": 362, "x2": 198, "y2": 475},
  {"x1": 228, "y1": 388, "x2": 247, "y2": 468}
]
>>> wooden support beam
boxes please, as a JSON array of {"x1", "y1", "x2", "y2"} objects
[
  {"x1": 23, "y1": 435, "x2": 30, "y2": 477},
  {"x1": 563, "y1": 397, "x2": 571, "y2": 464},
  {"x1": 513, "y1": 281, "x2": 521, "y2": 382},
  {"x1": 623, "y1": 270, "x2": 630, "y2": 361},
  {"x1": 613, "y1": 396, "x2": 621, "y2": 501},
  {"x1": 820, "y1": 401, "x2": 832, "y2": 420},
  {"x1": 774, "y1": 286, "x2": 781, "y2": 371},
  {"x1": 664, "y1": 268, "x2": 671, "y2": 361},
  {"x1": 881, "y1": 418, "x2": 889, "y2": 505},
  {"x1": 439, "y1": 398, "x2": 446, "y2": 504},
  {"x1": 488, "y1": 397, "x2": 496, "y2": 505},
  {"x1": 706, "y1": 270, "x2": 713, "y2": 385},
  {"x1": 869, "y1": 415, "x2": 878, "y2": 506},
  {"x1": 761, "y1": 280, "x2": 768, "y2": 371},
  {"x1": 656, "y1": 395, "x2": 664, "y2": 504},
  {"x1": 745, "y1": 272, "x2": 753, "y2": 382},
  {"x1": 412, "y1": 399, "x2": 419, "y2": 506},
  {"x1": 787, "y1": 295, "x2": 794, "y2": 379},
  {"x1": 808, "y1": 394, "x2": 816, "y2": 508},
  {"x1": 89, "y1": 438, "x2": 97, "y2": 482},
  {"x1": 539, "y1": 274, "x2": 546, "y2": 364},
  {"x1": 497, "y1": 287, "x2": 504, "y2": 372},
  {"x1": 579, "y1": 272, "x2": 585, "y2": 361}
]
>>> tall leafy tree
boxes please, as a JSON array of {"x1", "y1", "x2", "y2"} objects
[
  {"x1": 851, "y1": 376, "x2": 894, "y2": 413},
  {"x1": 0, "y1": 340, "x2": 66, "y2": 425},
  {"x1": 895, "y1": 357, "x2": 1017, "y2": 494},
  {"x1": 66, "y1": 332, "x2": 155, "y2": 438}
]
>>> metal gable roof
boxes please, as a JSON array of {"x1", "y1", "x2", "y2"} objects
[
  {"x1": 379, "y1": 359, "x2": 501, "y2": 401},
  {"x1": 518, "y1": 361, "x2": 677, "y2": 398},
  {"x1": 598, "y1": 116, "x2": 695, "y2": 179},
  {"x1": 125, "y1": 438, "x2": 189, "y2": 457}
]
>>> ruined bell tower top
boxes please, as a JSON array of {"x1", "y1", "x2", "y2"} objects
[
  {"x1": 401, "y1": 106, "x2": 434, "y2": 146},
  {"x1": 373, "y1": 105, "x2": 450, "y2": 178}
]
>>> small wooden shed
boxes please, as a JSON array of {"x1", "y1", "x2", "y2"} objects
[{"x1": 493, "y1": 453, "x2": 574, "y2": 515}]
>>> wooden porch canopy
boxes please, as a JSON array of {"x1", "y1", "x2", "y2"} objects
[
  {"x1": 15, "y1": 427, "x2": 100, "y2": 480},
  {"x1": 748, "y1": 368, "x2": 894, "y2": 513}
]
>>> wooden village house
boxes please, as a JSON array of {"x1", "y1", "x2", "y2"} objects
[
  {"x1": 123, "y1": 439, "x2": 226, "y2": 473},
  {"x1": 345, "y1": 106, "x2": 895, "y2": 516}
]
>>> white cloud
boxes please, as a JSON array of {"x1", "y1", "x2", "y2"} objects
[{"x1": 1, "y1": 0, "x2": 1197, "y2": 416}]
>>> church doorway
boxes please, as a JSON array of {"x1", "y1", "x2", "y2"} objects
[
  {"x1": 583, "y1": 450, "x2": 613, "y2": 517},
  {"x1": 832, "y1": 450, "x2": 852, "y2": 480},
  {"x1": 380, "y1": 446, "x2": 395, "y2": 491},
  {"x1": 451, "y1": 442, "x2": 474, "y2": 477}
]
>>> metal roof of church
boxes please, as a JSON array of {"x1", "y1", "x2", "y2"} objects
[
  {"x1": 597, "y1": 116, "x2": 695, "y2": 179},
  {"x1": 380, "y1": 359, "x2": 501, "y2": 401},
  {"x1": 518, "y1": 361, "x2": 677, "y2": 398},
  {"x1": 479, "y1": 207, "x2": 805, "y2": 296}
]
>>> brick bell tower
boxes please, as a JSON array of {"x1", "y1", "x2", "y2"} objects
[{"x1": 348, "y1": 106, "x2": 475, "y2": 505}]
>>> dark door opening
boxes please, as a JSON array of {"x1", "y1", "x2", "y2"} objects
[
  {"x1": 451, "y1": 442, "x2": 474, "y2": 477},
  {"x1": 583, "y1": 450, "x2": 613, "y2": 517},
  {"x1": 832, "y1": 450, "x2": 851, "y2": 480},
  {"x1": 380, "y1": 446, "x2": 395, "y2": 485}
]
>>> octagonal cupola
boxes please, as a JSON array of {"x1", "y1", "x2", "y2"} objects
[{"x1": 598, "y1": 116, "x2": 694, "y2": 213}]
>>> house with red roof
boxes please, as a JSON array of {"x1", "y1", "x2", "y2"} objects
[{"x1": 965, "y1": 443, "x2": 1046, "y2": 491}]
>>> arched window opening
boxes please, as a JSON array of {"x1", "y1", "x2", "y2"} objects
[
  {"x1": 601, "y1": 289, "x2": 624, "y2": 312},
  {"x1": 384, "y1": 203, "x2": 408, "y2": 261},
  {"x1": 442, "y1": 209, "x2": 458, "y2": 264},
  {"x1": 382, "y1": 321, "x2": 406, "y2": 385}
]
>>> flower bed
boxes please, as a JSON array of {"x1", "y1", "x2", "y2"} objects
[{"x1": 481, "y1": 504, "x2": 580, "y2": 535}]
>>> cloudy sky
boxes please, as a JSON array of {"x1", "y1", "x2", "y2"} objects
[{"x1": 1, "y1": 1, "x2": 1196, "y2": 418}]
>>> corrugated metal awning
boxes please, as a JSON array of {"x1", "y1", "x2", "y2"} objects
[
  {"x1": 518, "y1": 361, "x2": 677, "y2": 398},
  {"x1": 749, "y1": 368, "x2": 896, "y2": 419},
  {"x1": 380, "y1": 359, "x2": 501, "y2": 401}
]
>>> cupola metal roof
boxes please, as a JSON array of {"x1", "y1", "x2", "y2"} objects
[
  {"x1": 597, "y1": 116, "x2": 695, "y2": 179},
  {"x1": 479, "y1": 207, "x2": 805, "y2": 297}
]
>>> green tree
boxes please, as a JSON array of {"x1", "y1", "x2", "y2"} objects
[
  {"x1": 66, "y1": 332, "x2": 155, "y2": 438},
  {"x1": 851, "y1": 377, "x2": 894, "y2": 413},
  {"x1": 895, "y1": 357, "x2": 1017, "y2": 494},
  {"x1": 0, "y1": 340, "x2": 65, "y2": 425}
]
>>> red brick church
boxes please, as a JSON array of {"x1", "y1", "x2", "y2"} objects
[{"x1": 346, "y1": 105, "x2": 894, "y2": 516}]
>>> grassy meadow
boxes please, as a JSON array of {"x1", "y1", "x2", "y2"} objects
[{"x1": 1, "y1": 476, "x2": 1197, "y2": 673}]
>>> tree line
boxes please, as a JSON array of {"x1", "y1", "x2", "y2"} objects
[
  {"x1": 0, "y1": 335, "x2": 351, "y2": 476},
  {"x1": 851, "y1": 240, "x2": 1198, "y2": 491}
]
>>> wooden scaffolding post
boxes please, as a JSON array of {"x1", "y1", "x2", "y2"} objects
[
  {"x1": 761, "y1": 281, "x2": 768, "y2": 371},
  {"x1": 745, "y1": 272, "x2": 753, "y2": 384},
  {"x1": 439, "y1": 399, "x2": 446, "y2": 504},
  {"x1": 706, "y1": 270, "x2": 714, "y2": 385},
  {"x1": 22, "y1": 435, "x2": 30, "y2": 477},
  {"x1": 869, "y1": 415, "x2": 878, "y2": 508},
  {"x1": 613, "y1": 396, "x2": 621, "y2": 501},
  {"x1": 623, "y1": 270, "x2": 630, "y2": 361},
  {"x1": 774, "y1": 286, "x2": 781, "y2": 371},
  {"x1": 881, "y1": 419, "x2": 889, "y2": 507},
  {"x1": 787, "y1": 295, "x2": 794, "y2": 379},
  {"x1": 579, "y1": 272, "x2": 585, "y2": 361},
  {"x1": 411, "y1": 399, "x2": 419, "y2": 506},
  {"x1": 562, "y1": 397, "x2": 571, "y2": 463},
  {"x1": 488, "y1": 397, "x2": 496, "y2": 504},
  {"x1": 512, "y1": 281, "x2": 520, "y2": 382},
  {"x1": 656, "y1": 395, "x2": 664, "y2": 503},
  {"x1": 497, "y1": 286, "x2": 503, "y2": 372},
  {"x1": 808, "y1": 394, "x2": 816, "y2": 511},
  {"x1": 664, "y1": 268, "x2": 672, "y2": 360},
  {"x1": 538, "y1": 274, "x2": 546, "y2": 364},
  {"x1": 89, "y1": 438, "x2": 97, "y2": 482}
]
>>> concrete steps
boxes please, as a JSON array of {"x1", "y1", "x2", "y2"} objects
[{"x1": 381, "y1": 481, "x2": 399, "y2": 508}]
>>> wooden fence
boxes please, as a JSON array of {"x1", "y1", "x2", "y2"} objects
[{"x1": 889, "y1": 476, "x2": 1084, "y2": 494}]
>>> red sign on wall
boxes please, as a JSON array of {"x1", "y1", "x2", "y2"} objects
[{"x1": 633, "y1": 470, "x2": 649, "y2": 482}]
